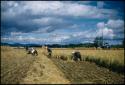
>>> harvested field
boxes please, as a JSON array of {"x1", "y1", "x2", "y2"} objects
[
  {"x1": 52, "y1": 48, "x2": 124, "y2": 73},
  {"x1": 52, "y1": 58, "x2": 124, "y2": 84},
  {"x1": 1, "y1": 46, "x2": 124, "y2": 84},
  {"x1": 1, "y1": 46, "x2": 36, "y2": 84}
]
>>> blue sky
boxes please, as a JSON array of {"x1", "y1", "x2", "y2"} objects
[{"x1": 1, "y1": 1, "x2": 124, "y2": 45}]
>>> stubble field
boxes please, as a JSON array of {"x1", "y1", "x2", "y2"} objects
[{"x1": 1, "y1": 46, "x2": 124, "y2": 84}]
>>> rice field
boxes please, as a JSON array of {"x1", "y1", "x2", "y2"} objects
[
  {"x1": 51, "y1": 48, "x2": 124, "y2": 73},
  {"x1": 1, "y1": 46, "x2": 36, "y2": 84},
  {"x1": 1, "y1": 46, "x2": 124, "y2": 84}
]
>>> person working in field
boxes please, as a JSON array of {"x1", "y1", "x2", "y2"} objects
[
  {"x1": 71, "y1": 51, "x2": 82, "y2": 61},
  {"x1": 46, "y1": 46, "x2": 52, "y2": 58},
  {"x1": 26, "y1": 47, "x2": 38, "y2": 56}
]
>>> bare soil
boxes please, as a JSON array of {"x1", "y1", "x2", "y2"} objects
[{"x1": 51, "y1": 58, "x2": 124, "y2": 84}]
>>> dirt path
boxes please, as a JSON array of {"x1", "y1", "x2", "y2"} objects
[
  {"x1": 52, "y1": 58, "x2": 124, "y2": 84},
  {"x1": 21, "y1": 51, "x2": 70, "y2": 84}
]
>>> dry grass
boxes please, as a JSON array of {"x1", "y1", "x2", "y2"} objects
[
  {"x1": 51, "y1": 48, "x2": 124, "y2": 73},
  {"x1": 1, "y1": 46, "x2": 35, "y2": 84},
  {"x1": 52, "y1": 58, "x2": 124, "y2": 84},
  {"x1": 1, "y1": 46, "x2": 124, "y2": 84},
  {"x1": 50, "y1": 48, "x2": 124, "y2": 84},
  {"x1": 1, "y1": 46, "x2": 70, "y2": 84}
]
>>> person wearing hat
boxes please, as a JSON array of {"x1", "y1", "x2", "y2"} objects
[{"x1": 71, "y1": 51, "x2": 82, "y2": 61}]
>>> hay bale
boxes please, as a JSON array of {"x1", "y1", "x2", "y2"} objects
[{"x1": 60, "y1": 55, "x2": 67, "y2": 61}]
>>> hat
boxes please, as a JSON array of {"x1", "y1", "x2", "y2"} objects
[{"x1": 72, "y1": 51, "x2": 75, "y2": 54}]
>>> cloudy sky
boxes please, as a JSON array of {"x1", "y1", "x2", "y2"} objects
[{"x1": 1, "y1": 1, "x2": 124, "y2": 45}]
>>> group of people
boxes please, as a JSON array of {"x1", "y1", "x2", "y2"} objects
[
  {"x1": 25, "y1": 46, "x2": 82, "y2": 61},
  {"x1": 25, "y1": 46, "x2": 52, "y2": 57}
]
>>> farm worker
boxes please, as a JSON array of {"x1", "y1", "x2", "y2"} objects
[
  {"x1": 46, "y1": 46, "x2": 52, "y2": 58},
  {"x1": 31, "y1": 47, "x2": 38, "y2": 56},
  {"x1": 27, "y1": 47, "x2": 32, "y2": 54},
  {"x1": 71, "y1": 51, "x2": 82, "y2": 61},
  {"x1": 26, "y1": 47, "x2": 38, "y2": 56},
  {"x1": 31, "y1": 47, "x2": 35, "y2": 54},
  {"x1": 33, "y1": 48, "x2": 38, "y2": 56}
]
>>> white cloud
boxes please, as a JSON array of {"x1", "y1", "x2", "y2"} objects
[
  {"x1": 1, "y1": 1, "x2": 123, "y2": 44},
  {"x1": 2, "y1": 32, "x2": 71, "y2": 43},
  {"x1": 97, "y1": 22, "x2": 105, "y2": 29},
  {"x1": 96, "y1": 19, "x2": 124, "y2": 39},
  {"x1": 1, "y1": 1, "x2": 22, "y2": 19},
  {"x1": 33, "y1": 17, "x2": 63, "y2": 25},
  {"x1": 49, "y1": 33, "x2": 71, "y2": 42},
  {"x1": 1, "y1": 36, "x2": 48, "y2": 43},
  {"x1": 72, "y1": 30, "x2": 97, "y2": 39},
  {"x1": 97, "y1": 27, "x2": 114, "y2": 38},
  {"x1": 11, "y1": 32, "x2": 24, "y2": 36},
  {"x1": 107, "y1": 19, "x2": 124, "y2": 28},
  {"x1": 97, "y1": 19, "x2": 124, "y2": 30},
  {"x1": 2, "y1": 1, "x2": 117, "y2": 19}
]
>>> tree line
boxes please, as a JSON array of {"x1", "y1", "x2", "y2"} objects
[{"x1": 1, "y1": 37, "x2": 124, "y2": 48}]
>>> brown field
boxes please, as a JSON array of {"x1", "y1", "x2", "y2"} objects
[
  {"x1": 52, "y1": 48, "x2": 124, "y2": 73},
  {"x1": 1, "y1": 46, "x2": 125, "y2": 84},
  {"x1": 1, "y1": 46, "x2": 35, "y2": 84},
  {"x1": 52, "y1": 48, "x2": 124, "y2": 65}
]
